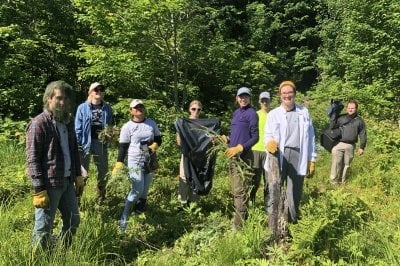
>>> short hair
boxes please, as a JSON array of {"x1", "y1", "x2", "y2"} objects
[
  {"x1": 347, "y1": 99, "x2": 358, "y2": 109},
  {"x1": 189, "y1": 100, "x2": 202, "y2": 109},
  {"x1": 278, "y1": 80, "x2": 296, "y2": 94},
  {"x1": 43, "y1": 80, "x2": 73, "y2": 109}
]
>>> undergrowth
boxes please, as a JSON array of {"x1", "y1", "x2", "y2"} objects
[{"x1": 0, "y1": 116, "x2": 399, "y2": 265}]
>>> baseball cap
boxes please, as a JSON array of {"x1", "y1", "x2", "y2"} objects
[
  {"x1": 259, "y1": 91, "x2": 271, "y2": 100},
  {"x1": 130, "y1": 99, "x2": 144, "y2": 108},
  {"x1": 88, "y1": 82, "x2": 105, "y2": 92},
  {"x1": 236, "y1": 87, "x2": 251, "y2": 96}
]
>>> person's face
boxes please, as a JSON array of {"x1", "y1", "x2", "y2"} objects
[
  {"x1": 189, "y1": 104, "x2": 202, "y2": 119},
  {"x1": 347, "y1": 102, "x2": 357, "y2": 115},
  {"x1": 130, "y1": 104, "x2": 145, "y2": 118},
  {"x1": 90, "y1": 86, "x2": 105, "y2": 100},
  {"x1": 280, "y1": 85, "x2": 296, "y2": 110},
  {"x1": 237, "y1": 94, "x2": 251, "y2": 108},
  {"x1": 47, "y1": 89, "x2": 66, "y2": 115},
  {"x1": 259, "y1": 98, "x2": 270, "y2": 110}
]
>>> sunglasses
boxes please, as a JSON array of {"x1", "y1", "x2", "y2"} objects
[
  {"x1": 191, "y1": 108, "x2": 201, "y2": 112},
  {"x1": 260, "y1": 98, "x2": 270, "y2": 103},
  {"x1": 133, "y1": 104, "x2": 145, "y2": 109},
  {"x1": 93, "y1": 87, "x2": 105, "y2": 93}
]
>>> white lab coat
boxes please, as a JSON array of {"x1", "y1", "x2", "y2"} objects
[{"x1": 264, "y1": 104, "x2": 316, "y2": 176}]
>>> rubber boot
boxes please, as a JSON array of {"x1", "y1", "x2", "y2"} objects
[
  {"x1": 120, "y1": 199, "x2": 134, "y2": 232},
  {"x1": 134, "y1": 198, "x2": 147, "y2": 214},
  {"x1": 96, "y1": 185, "x2": 106, "y2": 204}
]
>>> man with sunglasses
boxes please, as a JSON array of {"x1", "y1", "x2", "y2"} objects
[
  {"x1": 75, "y1": 82, "x2": 113, "y2": 204},
  {"x1": 251, "y1": 91, "x2": 271, "y2": 208}
]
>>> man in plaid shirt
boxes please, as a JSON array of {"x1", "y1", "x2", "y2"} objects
[{"x1": 26, "y1": 80, "x2": 84, "y2": 251}]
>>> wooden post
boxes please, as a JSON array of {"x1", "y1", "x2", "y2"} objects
[{"x1": 267, "y1": 151, "x2": 287, "y2": 243}]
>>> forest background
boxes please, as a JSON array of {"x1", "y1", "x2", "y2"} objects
[{"x1": 0, "y1": 0, "x2": 400, "y2": 265}]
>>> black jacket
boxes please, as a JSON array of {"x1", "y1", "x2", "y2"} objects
[{"x1": 331, "y1": 114, "x2": 367, "y2": 149}]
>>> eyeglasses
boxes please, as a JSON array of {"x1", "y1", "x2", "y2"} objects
[
  {"x1": 280, "y1": 91, "x2": 294, "y2": 96},
  {"x1": 191, "y1": 108, "x2": 201, "y2": 112}
]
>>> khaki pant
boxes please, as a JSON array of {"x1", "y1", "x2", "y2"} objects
[
  {"x1": 330, "y1": 142, "x2": 355, "y2": 183},
  {"x1": 178, "y1": 155, "x2": 199, "y2": 204}
]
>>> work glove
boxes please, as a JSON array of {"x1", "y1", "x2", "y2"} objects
[
  {"x1": 211, "y1": 134, "x2": 228, "y2": 145},
  {"x1": 219, "y1": 135, "x2": 228, "y2": 144},
  {"x1": 265, "y1": 140, "x2": 278, "y2": 153},
  {"x1": 148, "y1": 142, "x2": 159, "y2": 153},
  {"x1": 307, "y1": 161, "x2": 315, "y2": 178},
  {"x1": 33, "y1": 190, "x2": 50, "y2": 208},
  {"x1": 75, "y1": 176, "x2": 85, "y2": 197},
  {"x1": 112, "y1": 161, "x2": 124, "y2": 177},
  {"x1": 225, "y1": 144, "x2": 243, "y2": 159}
]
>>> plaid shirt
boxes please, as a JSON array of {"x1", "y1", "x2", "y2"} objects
[{"x1": 26, "y1": 109, "x2": 81, "y2": 191}]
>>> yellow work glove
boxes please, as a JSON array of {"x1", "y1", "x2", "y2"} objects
[
  {"x1": 33, "y1": 190, "x2": 50, "y2": 208},
  {"x1": 266, "y1": 140, "x2": 278, "y2": 153},
  {"x1": 112, "y1": 162, "x2": 124, "y2": 177},
  {"x1": 225, "y1": 144, "x2": 244, "y2": 159},
  {"x1": 307, "y1": 161, "x2": 315, "y2": 178},
  {"x1": 148, "y1": 142, "x2": 159, "y2": 153},
  {"x1": 220, "y1": 135, "x2": 228, "y2": 144},
  {"x1": 75, "y1": 176, "x2": 85, "y2": 197}
]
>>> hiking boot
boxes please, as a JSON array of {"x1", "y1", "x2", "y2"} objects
[{"x1": 134, "y1": 198, "x2": 147, "y2": 214}]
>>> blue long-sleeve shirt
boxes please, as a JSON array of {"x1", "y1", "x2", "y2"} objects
[{"x1": 228, "y1": 105, "x2": 259, "y2": 152}]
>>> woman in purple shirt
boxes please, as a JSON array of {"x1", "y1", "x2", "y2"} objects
[{"x1": 225, "y1": 87, "x2": 259, "y2": 230}]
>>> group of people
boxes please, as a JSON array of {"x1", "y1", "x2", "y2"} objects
[
  {"x1": 26, "y1": 80, "x2": 162, "y2": 250},
  {"x1": 26, "y1": 79, "x2": 367, "y2": 251}
]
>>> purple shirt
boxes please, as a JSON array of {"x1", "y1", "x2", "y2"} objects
[{"x1": 229, "y1": 105, "x2": 259, "y2": 151}]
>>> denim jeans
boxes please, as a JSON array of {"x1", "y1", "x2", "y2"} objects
[
  {"x1": 80, "y1": 139, "x2": 108, "y2": 188},
  {"x1": 32, "y1": 177, "x2": 80, "y2": 249},
  {"x1": 126, "y1": 164, "x2": 154, "y2": 203}
]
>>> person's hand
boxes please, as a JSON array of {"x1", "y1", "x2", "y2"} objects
[
  {"x1": 225, "y1": 144, "x2": 243, "y2": 158},
  {"x1": 219, "y1": 135, "x2": 228, "y2": 144},
  {"x1": 148, "y1": 142, "x2": 159, "y2": 153},
  {"x1": 307, "y1": 161, "x2": 315, "y2": 178},
  {"x1": 75, "y1": 176, "x2": 85, "y2": 197},
  {"x1": 211, "y1": 134, "x2": 228, "y2": 145},
  {"x1": 265, "y1": 140, "x2": 278, "y2": 153},
  {"x1": 358, "y1": 148, "x2": 364, "y2": 156},
  {"x1": 33, "y1": 190, "x2": 50, "y2": 208},
  {"x1": 112, "y1": 162, "x2": 124, "y2": 177}
]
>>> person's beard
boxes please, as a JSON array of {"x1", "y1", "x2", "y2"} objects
[{"x1": 53, "y1": 107, "x2": 71, "y2": 123}]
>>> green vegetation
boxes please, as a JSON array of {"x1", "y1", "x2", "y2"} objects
[
  {"x1": 1, "y1": 0, "x2": 400, "y2": 264},
  {"x1": 1, "y1": 105, "x2": 400, "y2": 264}
]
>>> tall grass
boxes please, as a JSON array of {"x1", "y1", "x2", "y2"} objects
[{"x1": 1, "y1": 114, "x2": 400, "y2": 265}]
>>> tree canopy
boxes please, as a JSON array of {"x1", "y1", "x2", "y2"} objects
[{"x1": 0, "y1": 0, "x2": 399, "y2": 121}]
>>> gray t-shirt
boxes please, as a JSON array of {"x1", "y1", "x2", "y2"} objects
[
  {"x1": 285, "y1": 111, "x2": 300, "y2": 149},
  {"x1": 119, "y1": 118, "x2": 161, "y2": 165},
  {"x1": 56, "y1": 121, "x2": 71, "y2": 177}
]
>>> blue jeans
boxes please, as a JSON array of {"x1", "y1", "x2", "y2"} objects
[
  {"x1": 32, "y1": 178, "x2": 80, "y2": 249},
  {"x1": 126, "y1": 164, "x2": 153, "y2": 203},
  {"x1": 80, "y1": 139, "x2": 108, "y2": 188}
]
